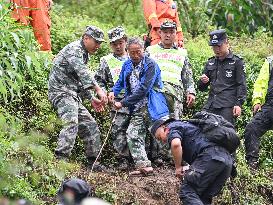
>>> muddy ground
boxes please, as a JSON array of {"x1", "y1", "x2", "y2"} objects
[{"x1": 75, "y1": 165, "x2": 181, "y2": 205}]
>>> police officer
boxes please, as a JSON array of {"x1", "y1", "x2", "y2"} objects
[
  {"x1": 95, "y1": 26, "x2": 130, "y2": 170},
  {"x1": 244, "y1": 55, "x2": 273, "y2": 170},
  {"x1": 48, "y1": 26, "x2": 108, "y2": 171},
  {"x1": 146, "y1": 21, "x2": 196, "y2": 119},
  {"x1": 197, "y1": 29, "x2": 247, "y2": 125},
  {"x1": 151, "y1": 118, "x2": 232, "y2": 205}
]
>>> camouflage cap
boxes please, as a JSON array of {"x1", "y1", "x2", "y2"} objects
[
  {"x1": 108, "y1": 26, "x2": 126, "y2": 43},
  {"x1": 160, "y1": 21, "x2": 177, "y2": 30},
  {"x1": 85, "y1": 25, "x2": 105, "y2": 43}
]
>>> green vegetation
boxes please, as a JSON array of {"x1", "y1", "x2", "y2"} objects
[
  {"x1": 0, "y1": 3, "x2": 75, "y2": 203},
  {"x1": 0, "y1": 0, "x2": 272, "y2": 204}
]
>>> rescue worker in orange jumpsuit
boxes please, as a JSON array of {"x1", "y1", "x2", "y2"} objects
[
  {"x1": 143, "y1": 0, "x2": 184, "y2": 47},
  {"x1": 10, "y1": 0, "x2": 53, "y2": 51}
]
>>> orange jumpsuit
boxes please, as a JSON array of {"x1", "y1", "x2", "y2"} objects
[
  {"x1": 143, "y1": 0, "x2": 184, "y2": 46},
  {"x1": 10, "y1": 0, "x2": 51, "y2": 51}
]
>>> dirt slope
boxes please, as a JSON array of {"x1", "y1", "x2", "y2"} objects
[{"x1": 75, "y1": 166, "x2": 181, "y2": 205}]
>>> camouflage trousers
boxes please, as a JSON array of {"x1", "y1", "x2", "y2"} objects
[
  {"x1": 126, "y1": 108, "x2": 152, "y2": 168},
  {"x1": 163, "y1": 83, "x2": 184, "y2": 120},
  {"x1": 111, "y1": 111, "x2": 130, "y2": 159},
  {"x1": 53, "y1": 95, "x2": 101, "y2": 158},
  {"x1": 165, "y1": 94, "x2": 184, "y2": 120}
]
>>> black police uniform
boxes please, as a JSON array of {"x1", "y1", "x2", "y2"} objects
[
  {"x1": 166, "y1": 120, "x2": 232, "y2": 205},
  {"x1": 244, "y1": 56, "x2": 273, "y2": 167},
  {"x1": 197, "y1": 30, "x2": 247, "y2": 125}
]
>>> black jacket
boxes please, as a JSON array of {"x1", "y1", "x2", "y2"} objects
[
  {"x1": 198, "y1": 51, "x2": 247, "y2": 108},
  {"x1": 167, "y1": 121, "x2": 216, "y2": 164}
]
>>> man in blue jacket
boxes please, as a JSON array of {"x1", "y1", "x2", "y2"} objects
[{"x1": 109, "y1": 37, "x2": 169, "y2": 174}]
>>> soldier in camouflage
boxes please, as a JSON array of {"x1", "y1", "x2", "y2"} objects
[
  {"x1": 94, "y1": 26, "x2": 130, "y2": 170},
  {"x1": 48, "y1": 25, "x2": 108, "y2": 171},
  {"x1": 146, "y1": 21, "x2": 196, "y2": 119}
]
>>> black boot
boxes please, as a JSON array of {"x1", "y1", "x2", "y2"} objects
[
  {"x1": 55, "y1": 152, "x2": 69, "y2": 162},
  {"x1": 87, "y1": 158, "x2": 112, "y2": 173},
  {"x1": 230, "y1": 163, "x2": 237, "y2": 179},
  {"x1": 117, "y1": 158, "x2": 130, "y2": 171}
]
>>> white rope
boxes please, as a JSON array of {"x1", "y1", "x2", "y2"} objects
[{"x1": 90, "y1": 110, "x2": 118, "y2": 173}]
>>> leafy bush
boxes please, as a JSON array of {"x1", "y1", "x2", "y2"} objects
[
  {"x1": 0, "y1": 3, "x2": 75, "y2": 204},
  {"x1": 0, "y1": 3, "x2": 50, "y2": 103}
]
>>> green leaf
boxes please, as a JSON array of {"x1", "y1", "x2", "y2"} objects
[
  {"x1": 25, "y1": 55, "x2": 32, "y2": 69},
  {"x1": 10, "y1": 32, "x2": 20, "y2": 47}
]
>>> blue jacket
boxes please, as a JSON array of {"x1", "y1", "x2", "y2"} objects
[{"x1": 112, "y1": 55, "x2": 169, "y2": 121}]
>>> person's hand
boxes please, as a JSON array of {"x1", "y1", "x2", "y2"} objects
[
  {"x1": 186, "y1": 93, "x2": 195, "y2": 108},
  {"x1": 175, "y1": 166, "x2": 184, "y2": 179},
  {"x1": 233, "y1": 105, "x2": 241, "y2": 117},
  {"x1": 200, "y1": 74, "x2": 209, "y2": 84},
  {"x1": 48, "y1": 0, "x2": 53, "y2": 10},
  {"x1": 91, "y1": 97, "x2": 105, "y2": 112},
  {"x1": 253, "y1": 103, "x2": 261, "y2": 115},
  {"x1": 96, "y1": 88, "x2": 108, "y2": 104},
  {"x1": 113, "y1": 101, "x2": 122, "y2": 110},
  {"x1": 177, "y1": 40, "x2": 184, "y2": 48},
  {"x1": 108, "y1": 92, "x2": 115, "y2": 103}
]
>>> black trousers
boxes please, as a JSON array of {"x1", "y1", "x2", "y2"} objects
[
  {"x1": 204, "y1": 107, "x2": 234, "y2": 125},
  {"x1": 244, "y1": 104, "x2": 273, "y2": 163},
  {"x1": 180, "y1": 146, "x2": 232, "y2": 205}
]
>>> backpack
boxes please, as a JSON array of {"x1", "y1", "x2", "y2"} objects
[{"x1": 187, "y1": 111, "x2": 240, "y2": 153}]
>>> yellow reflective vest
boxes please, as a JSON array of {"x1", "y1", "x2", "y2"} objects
[
  {"x1": 103, "y1": 54, "x2": 124, "y2": 82},
  {"x1": 146, "y1": 44, "x2": 187, "y2": 85},
  {"x1": 252, "y1": 56, "x2": 273, "y2": 106}
]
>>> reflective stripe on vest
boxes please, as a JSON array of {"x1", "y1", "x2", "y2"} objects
[
  {"x1": 147, "y1": 44, "x2": 187, "y2": 85},
  {"x1": 267, "y1": 55, "x2": 273, "y2": 72},
  {"x1": 103, "y1": 54, "x2": 124, "y2": 82}
]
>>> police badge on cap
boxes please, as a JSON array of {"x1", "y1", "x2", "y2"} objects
[
  {"x1": 160, "y1": 21, "x2": 177, "y2": 30},
  {"x1": 209, "y1": 29, "x2": 227, "y2": 46}
]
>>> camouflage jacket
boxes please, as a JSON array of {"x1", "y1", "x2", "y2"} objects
[
  {"x1": 95, "y1": 53, "x2": 129, "y2": 114},
  {"x1": 48, "y1": 40, "x2": 97, "y2": 105}
]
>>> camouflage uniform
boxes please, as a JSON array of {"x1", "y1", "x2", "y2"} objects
[
  {"x1": 48, "y1": 26, "x2": 105, "y2": 159},
  {"x1": 126, "y1": 106, "x2": 152, "y2": 168},
  {"x1": 146, "y1": 22, "x2": 196, "y2": 119},
  {"x1": 95, "y1": 27, "x2": 130, "y2": 160}
]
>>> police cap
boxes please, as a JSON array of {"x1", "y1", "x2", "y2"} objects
[
  {"x1": 160, "y1": 21, "x2": 177, "y2": 30},
  {"x1": 151, "y1": 118, "x2": 176, "y2": 136},
  {"x1": 209, "y1": 29, "x2": 227, "y2": 46}
]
